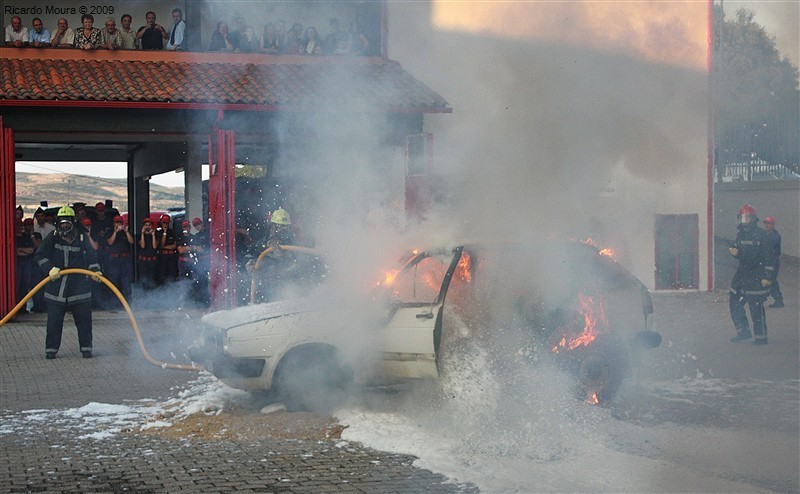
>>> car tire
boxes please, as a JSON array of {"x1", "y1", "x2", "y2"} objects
[
  {"x1": 573, "y1": 335, "x2": 629, "y2": 404},
  {"x1": 274, "y1": 345, "x2": 353, "y2": 413}
]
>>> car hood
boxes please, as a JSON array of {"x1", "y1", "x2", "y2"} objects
[{"x1": 201, "y1": 296, "x2": 329, "y2": 330}]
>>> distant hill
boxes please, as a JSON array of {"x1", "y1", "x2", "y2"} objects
[{"x1": 15, "y1": 172, "x2": 184, "y2": 216}]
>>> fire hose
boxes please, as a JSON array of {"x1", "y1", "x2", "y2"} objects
[
  {"x1": 249, "y1": 245, "x2": 322, "y2": 305},
  {"x1": 0, "y1": 268, "x2": 201, "y2": 371}
]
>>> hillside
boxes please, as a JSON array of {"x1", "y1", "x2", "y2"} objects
[{"x1": 15, "y1": 172, "x2": 184, "y2": 216}]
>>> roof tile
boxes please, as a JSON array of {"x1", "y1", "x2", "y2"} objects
[{"x1": 0, "y1": 58, "x2": 449, "y2": 111}]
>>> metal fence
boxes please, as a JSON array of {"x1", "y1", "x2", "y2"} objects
[{"x1": 715, "y1": 160, "x2": 800, "y2": 183}]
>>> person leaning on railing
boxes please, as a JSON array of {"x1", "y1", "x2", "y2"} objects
[{"x1": 74, "y1": 14, "x2": 102, "y2": 50}]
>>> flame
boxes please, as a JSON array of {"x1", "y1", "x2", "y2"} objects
[
  {"x1": 587, "y1": 392, "x2": 600, "y2": 405},
  {"x1": 552, "y1": 291, "x2": 608, "y2": 354},
  {"x1": 598, "y1": 247, "x2": 615, "y2": 259},
  {"x1": 380, "y1": 268, "x2": 401, "y2": 287},
  {"x1": 456, "y1": 252, "x2": 472, "y2": 283},
  {"x1": 582, "y1": 238, "x2": 617, "y2": 260}
]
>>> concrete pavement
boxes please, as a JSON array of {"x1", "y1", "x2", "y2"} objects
[{"x1": 1, "y1": 308, "x2": 477, "y2": 493}]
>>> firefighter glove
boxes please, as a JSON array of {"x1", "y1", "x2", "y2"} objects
[
  {"x1": 761, "y1": 279, "x2": 772, "y2": 287},
  {"x1": 91, "y1": 271, "x2": 103, "y2": 283},
  {"x1": 48, "y1": 267, "x2": 61, "y2": 280},
  {"x1": 728, "y1": 247, "x2": 739, "y2": 257}
]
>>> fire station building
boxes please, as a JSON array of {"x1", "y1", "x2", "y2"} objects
[{"x1": 0, "y1": 1, "x2": 451, "y2": 313}]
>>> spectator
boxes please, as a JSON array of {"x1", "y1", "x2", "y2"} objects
[
  {"x1": 228, "y1": 16, "x2": 257, "y2": 53},
  {"x1": 261, "y1": 22, "x2": 279, "y2": 54},
  {"x1": 81, "y1": 218, "x2": 99, "y2": 250},
  {"x1": 15, "y1": 220, "x2": 35, "y2": 312},
  {"x1": 106, "y1": 215, "x2": 134, "y2": 305},
  {"x1": 5, "y1": 15, "x2": 28, "y2": 47},
  {"x1": 275, "y1": 20, "x2": 287, "y2": 52},
  {"x1": 176, "y1": 220, "x2": 193, "y2": 285},
  {"x1": 28, "y1": 18, "x2": 51, "y2": 48},
  {"x1": 137, "y1": 11, "x2": 168, "y2": 50},
  {"x1": 323, "y1": 18, "x2": 341, "y2": 55},
  {"x1": 15, "y1": 205, "x2": 24, "y2": 222},
  {"x1": 189, "y1": 217, "x2": 209, "y2": 305},
  {"x1": 100, "y1": 17, "x2": 122, "y2": 50},
  {"x1": 155, "y1": 215, "x2": 178, "y2": 285},
  {"x1": 165, "y1": 8, "x2": 185, "y2": 51},
  {"x1": 763, "y1": 216, "x2": 784, "y2": 308},
  {"x1": 137, "y1": 218, "x2": 159, "y2": 292},
  {"x1": 208, "y1": 21, "x2": 237, "y2": 52},
  {"x1": 119, "y1": 14, "x2": 136, "y2": 49},
  {"x1": 300, "y1": 26, "x2": 323, "y2": 55},
  {"x1": 74, "y1": 14, "x2": 101, "y2": 50},
  {"x1": 50, "y1": 18, "x2": 74, "y2": 48},
  {"x1": 347, "y1": 20, "x2": 369, "y2": 55},
  {"x1": 33, "y1": 207, "x2": 55, "y2": 239},
  {"x1": 281, "y1": 25, "x2": 301, "y2": 55}
]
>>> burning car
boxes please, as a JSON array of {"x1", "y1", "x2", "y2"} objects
[{"x1": 189, "y1": 240, "x2": 659, "y2": 411}]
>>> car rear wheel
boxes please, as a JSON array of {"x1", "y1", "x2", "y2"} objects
[{"x1": 273, "y1": 345, "x2": 353, "y2": 413}]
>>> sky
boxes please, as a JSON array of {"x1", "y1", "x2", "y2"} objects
[{"x1": 15, "y1": 161, "x2": 192, "y2": 188}]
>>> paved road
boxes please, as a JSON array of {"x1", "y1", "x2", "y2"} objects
[
  {"x1": 1, "y1": 308, "x2": 477, "y2": 493},
  {"x1": 1, "y1": 247, "x2": 796, "y2": 493}
]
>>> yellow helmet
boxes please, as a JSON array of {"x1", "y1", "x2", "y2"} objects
[
  {"x1": 270, "y1": 208, "x2": 291, "y2": 225},
  {"x1": 57, "y1": 205, "x2": 76, "y2": 218}
]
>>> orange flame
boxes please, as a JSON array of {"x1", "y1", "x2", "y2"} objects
[
  {"x1": 456, "y1": 252, "x2": 472, "y2": 283},
  {"x1": 552, "y1": 291, "x2": 608, "y2": 354},
  {"x1": 598, "y1": 247, "x2": 615, "y2": 259},
  {"x1": 587, "y1": 392, "x2": 600, "y2": 405},
  {"x1": 582, "y1": 238, "x2": 617, "y2": 260}
]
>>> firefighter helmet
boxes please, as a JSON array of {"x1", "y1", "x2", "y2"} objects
[
  {"x1": 764, "y1": 216, "x2": 775, "y2": 224},
  {"x1": 738, "y1": 204, "x2": 757, "y2": 225},
  {"x1": 56, "y1": 205, "x2": 76, "y2": 237},
  {"x1": 57, "y1": 205, "x2": 76, "y2": 218},
  {"x1": 270, "y1": 208, "x2": 291, "y2": 225},
  {"x1": 160, "y1": 214, "x2": 170, "y2": 224}
]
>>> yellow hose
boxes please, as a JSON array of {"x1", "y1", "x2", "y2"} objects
[
  {"x1": 249, "y1": 245, "x2": 322, "y2": 304},
  {"x1": 0, "y1": 268, "x2": 201, "y2": 371}
]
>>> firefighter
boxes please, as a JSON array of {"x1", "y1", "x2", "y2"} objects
[
  {"x1": 762, "y1": 216, "x2": 784, "y2": 308},
  {"x1": 728, "y1": 204, "x2": 775, "y2": 345},
  {"x1": 247, "y1": 208, "x2": 296, "y2": 303},
  {"x1": 34, "y1": 206, "x2": 103, "y2": 359}
]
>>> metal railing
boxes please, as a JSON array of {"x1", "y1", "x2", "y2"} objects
[{"x1": 715, "y1": 160, "x2": 800, "y2": 183}]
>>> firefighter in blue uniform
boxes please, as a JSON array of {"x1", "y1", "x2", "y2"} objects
[
  {"x1": 34, "y1": 206, "x2": 103, "y2": 359},
  {"x1": 728, "y1": 204, "x2": 776, "y2": 345}
]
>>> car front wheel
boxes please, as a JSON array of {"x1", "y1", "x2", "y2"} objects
[{"x1": 273, "y1": 345, "x2": 353, "y2": 413}]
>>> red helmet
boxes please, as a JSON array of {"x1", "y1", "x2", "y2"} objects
[
  {"x1": 738, "y1": 204, "x2": 757, "y2": 225},
  {"x1": 113, "y1": 215, "x2": 124, "y2": 223},
  {"x1": 142, "y1": 218, "x2": 153, "y2": 225},
  {"x1": 738, "y1": 204, "x2": 757, "y2": 216},
  {"x1": 81, "y1": 218, "x2": 92, "y2": 227},
  {"x1": 763, "y1": 216, "x2": 775, "y2": 224},
  {"x1": 160, "y1": 214, "x2": 170, "y2": 223}
]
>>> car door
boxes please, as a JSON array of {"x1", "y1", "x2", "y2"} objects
[{"x1": 380, "y1": 247, "x2": 463, "y2": 378}]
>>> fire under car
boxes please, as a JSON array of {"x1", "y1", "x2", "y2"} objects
[{"x1": 188, "y1": 240, "x2": 660, "y2": 411}]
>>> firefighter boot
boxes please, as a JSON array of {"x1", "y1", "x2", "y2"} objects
[
  {"x1": 45, "y1": 351, "x2": 57, "y2": 360},
  {"x1": 82, "y1": 351, "x2": 93, "y2": 359},
  {"x1": 730, "y1": 330, "x2": 752, "y2": 343},
  {"x1": 769, "y1": 300, "x2": 784, "y2": 308}
]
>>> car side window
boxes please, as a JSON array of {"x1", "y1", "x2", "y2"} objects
[{"x1": 391, "y1": 254, "x2": 450, "y2": 304}]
